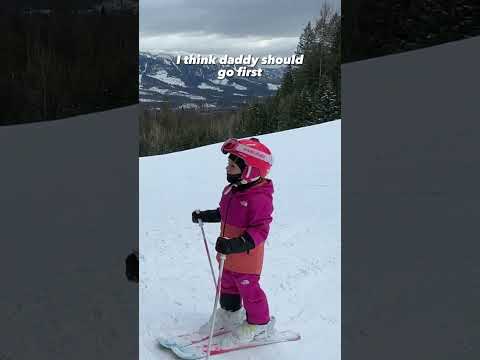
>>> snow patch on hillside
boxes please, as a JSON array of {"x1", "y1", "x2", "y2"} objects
[{"x1": 149, "y1": 70, "x2": 186, "y2": 87}]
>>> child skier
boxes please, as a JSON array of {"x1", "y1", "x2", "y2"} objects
[{"x1": 192, "y1": 137, "x2": 275, "y2": 345}]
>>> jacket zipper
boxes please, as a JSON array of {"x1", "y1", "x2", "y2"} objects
[{"x1": 221, "y1": 187, "x2": 233, "y2": 237}]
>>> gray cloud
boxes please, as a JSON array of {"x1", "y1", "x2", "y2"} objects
[{"x1": 140, "y1": 0, "x2": 341, "y2": 56}]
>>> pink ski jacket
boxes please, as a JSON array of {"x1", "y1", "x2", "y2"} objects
[{"x1": 216, "y1": 179, "x2": 274, "y2": 275}]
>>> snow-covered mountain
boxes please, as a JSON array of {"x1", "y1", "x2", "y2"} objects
[
  {"x1": 140, "y1": 120, "x2": 341, "y2": 360},
  {"x1": 139, "y1": 52, "x2": 285, "y2": 110}
]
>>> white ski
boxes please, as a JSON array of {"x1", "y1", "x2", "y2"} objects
[
  {"x1": 170, "y1": 330, "x2": 301, "y2": 359},
  {"x1": 158, "y1": 328, "x2": 231, "y2": 349}
]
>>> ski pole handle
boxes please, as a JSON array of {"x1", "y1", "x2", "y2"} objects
[{"x1": 195, "y1": 209, "x2": 204, "y2": 226}]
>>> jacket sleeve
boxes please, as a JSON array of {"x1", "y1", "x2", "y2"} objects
[
  {"x1": 201, "y1": 208, "x2": 221, "y2": 223},
  {"x1": 244, "y1": 194, "x2": 273, "y2": 247}
]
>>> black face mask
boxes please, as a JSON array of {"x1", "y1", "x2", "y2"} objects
[{"x1": 227, "y1": 173, "x2": 242, "y2": 184}]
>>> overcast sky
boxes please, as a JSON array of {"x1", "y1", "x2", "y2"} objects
[{"x1": 140, "y1": 0, "x2": 341, "y2": 57}]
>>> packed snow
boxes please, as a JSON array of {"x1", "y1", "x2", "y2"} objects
[{"x1": 139, "y1": 120, "x2": 341, "y2": 360}]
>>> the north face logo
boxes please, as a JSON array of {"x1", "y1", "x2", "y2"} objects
[
  {"x1": 240, "y1": 201, "x2": 248, "y2": 207},
  {"x1": 240, "y1": 279, "x2": 250, "y2": 285}
]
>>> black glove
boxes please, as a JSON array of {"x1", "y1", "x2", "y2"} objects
[
  {"x1": 125, "y1": 251, "x2": 139, "y2": 283},
  {"x1": 215, "y1": 233, "x2": 255, "y2": 255},
  {"x1": 192, "y1": 208, "x2": 221, "y2": 223}
]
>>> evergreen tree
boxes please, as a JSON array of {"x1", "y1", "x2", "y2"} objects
[
  {"x1": 296, "y1": 22, "x2": 317, "y2": 56},
  {"x1": 279, "y1": 64, "x2": 295, "y2": 96}
]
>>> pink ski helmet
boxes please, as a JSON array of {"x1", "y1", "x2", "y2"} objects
[{"x1": 221, "y1": 137, "x2": 273, "y2": 182}]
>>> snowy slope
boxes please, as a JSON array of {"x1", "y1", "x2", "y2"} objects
[{"x1": 139, "y1": 120, "x2": 341, "y2": 360}]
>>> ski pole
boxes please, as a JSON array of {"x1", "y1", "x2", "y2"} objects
[
  {"x1": 196, "y1": 210, "x2": 217, "y2": 288},
  {"x1": 206, "y1": 254, "x2": 226, "y2": 360}
]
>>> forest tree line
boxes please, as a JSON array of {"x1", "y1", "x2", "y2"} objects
[
  {"x1": 0, "y1": 10, "x2": 137, "y2": 125},
  {"x1": 343, "y1": 0, "x2": 480, "y2": 63}
]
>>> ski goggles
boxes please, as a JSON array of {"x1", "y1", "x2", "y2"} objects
[
  {"x1": 221, "y1": 138, "x2": 273, "y2": 165},
  {"x1": 221, "y1": 138, "x2": 240, "y2": 154}
]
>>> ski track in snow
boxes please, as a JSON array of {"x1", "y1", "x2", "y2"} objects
[{"x1": 140, "y1": 121, "x2": 341, "y2": 360}]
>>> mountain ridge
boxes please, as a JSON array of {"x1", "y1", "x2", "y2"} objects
[{"x1": 139, "y1": 52, "x2": 285, "y2": 110}]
